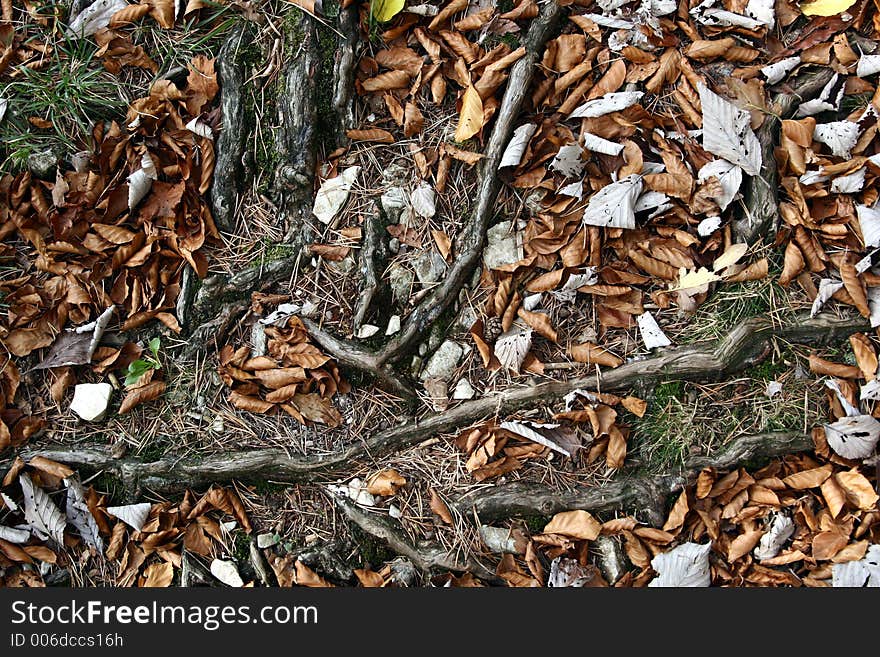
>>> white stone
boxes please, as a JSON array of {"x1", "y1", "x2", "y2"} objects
[
  {"x1": 420, "y1": 341, "x2": 463, "y2": 382},
  {"x1": 70, "y1": 383, "x2": 113, "y2": 422},
  {"x1": 356, "y1": 324, "x2": 380, "y2": 339},
  {"x1": 257, "y1": 533, "x2": 280, "y2": 549},
  {"x1": 452, "y1": 378, "x2": 476, "y2": 400},
  {"x1": 413, "y1": 250, "x2": 447, "y2": 286},
  {"x1": 483, "y1": 220, "x2": 522, "y2": 271},
  {"x1": 386, "y1": 315, "x2": 401, "y2": 335}
]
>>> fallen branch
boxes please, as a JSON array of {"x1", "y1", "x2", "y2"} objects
[
  {"x1": 5, "y1": 313, "x2": 865, "y2": 494},
  {"x1": 457, "y1": 431, "x2": 814, "y2": 526}
]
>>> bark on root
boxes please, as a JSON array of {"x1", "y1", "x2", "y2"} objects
[{"x1": 7, "y1": 313, "x2": 865, "y2": 495}]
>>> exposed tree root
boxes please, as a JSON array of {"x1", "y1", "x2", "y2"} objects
[
  {"x1": 7, "y1": 313, "x2": 864, "y2": 495},
  {"x1": 458, "y1": 431, "x2": 814, "y2": 526},
  {"x1": 736, "y1": 68, "x2": 835, "y2": 244},
  {"x1": 333, "y1": 495, "x2": 501, "y2": 582}
]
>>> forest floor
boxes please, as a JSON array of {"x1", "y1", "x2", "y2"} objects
[{"x1": 0, "y1": 0, "x2": 878, "y2": 588}]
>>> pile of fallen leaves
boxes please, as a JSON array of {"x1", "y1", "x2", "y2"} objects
[
  {"x1": 455, "y1": 388, "x2": 646, "y2": 480},
  {"x1": 218, "y1": 304, "x2": 349, "y2": 428},
  {"x1": 0, "y1": 455, "x2": 251, "y2": 588}
]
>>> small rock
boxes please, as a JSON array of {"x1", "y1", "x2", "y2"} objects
[
  {"x1": 412, "y1": 250, "x2": 447, "y2": 286},
  {"x1": 110, "y1": 441, "x2": 127, "y2": 459},
  {"x1": 27, "y1": 150, "x2": 57, "y2": 180},
  {"x1": 386, "y1": 315, "x2": 401, "y2": 335},
  {"x1": 380, "y1": 186, "x2": 409, "y2": 224},
  {"x1": 257, "y1": 533, "x2": 280, "y2": 549},
  {"x1": 388, "y1": 263, "x2": 414, "y2": 303},
  {"x1": 70, "y1": 383, "x2": 113, "y2": 422},
  {"x1": 388, "y1": 504, "x2": 402, "y2": 519},
  {"x1": 388, "y1": 237, "x2": 400, "y2": 253},
  {"x1": 390, "y1": 558, "x2": 418, "y2": 587},
  {"x1": 410, "y1": 182, "x2": 436, "y2": 218},
  {"x1": 452, "y1": 378, "x2": 476, "y2": 400},
  {"x1": 327, "y1": 255, "x2": 357, "y2": 275},
  {"x1": 593, "y1": 535, "x2": 628, "y2": 585},
  {"x1": 210, "y1": 415, "x2": 224, "y2": 434},
  {"x1": 250, "y1": 321, "x2": 267, "y2": 357},
  {"x1": 210, "y1": 559, "x2": 244, "y2": 587},
  {"x1": 420, "y1": 340, "x2": 463, "y2": 382},
  {"x1": 356, "y1": 324, "x2": 380, "y2": 339},
  {"x1": 483, "y1": 220, "x2": 523, "y2": 270}
]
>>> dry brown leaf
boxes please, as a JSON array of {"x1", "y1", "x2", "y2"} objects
[
  {"x1": 455, "y1": 85, "x2": 484, "y2": 142},
  {"x1": 543, "y1": 510, "x2": 601, "y2": 541},
  {"x1": 365, "y1": 469, "x2": 407, "y2": 496},
  {"x1": 429, "y1": 488, "x2": 453, "y2": 524},
  {"x1": 849, "y1": 333, "x2": 878, "y2": 380},
  {"x1": 568, "y1": 342, "x2": 622, "y2": 368},
  {"x1": 662, "y1": 490, "x2": 689, "y2": 532},
  {"x1": 119, "y1": 380, "x2": 166, "y2": 414},
  {"x1": 782, "y1": 464, "x2": 833, "y2": 490},
  {"x1": 345, "y1": 129, "x2": 395, "y2": 143},
  {"x1": 807, "y1": 355, "x2": 862, "y2": 380}
]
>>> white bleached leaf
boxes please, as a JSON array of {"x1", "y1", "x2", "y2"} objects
[
  {"x1": 713, "y1": 242, "x2": 748, "y2": 272},
  {"x1": 697, "y1": 160, "x2": 743, "y2": 211},
  {"x1": 500, "y1": 123, "x2": 536, "y2": 168},
  {"x1": 636, "y1": 312, "x2": 671, "y2": 349},
  {"x1": 799, "y1": 169, "x2": 828, "y2": 186},
  {"x1": 2, "y1": 492, "x2": 18, "y2": 511},
  {"x1": 698, "y1": 83, "x2": 762, "y2": 176},
  {"x1": 870, "y1": 287, "x2": 880, "y2": 328},
  {"x1": 312, "y1": 166, "x2": 359, "y2": 224},
  {"x1": 745, "y1": 0, "x2": 774, "y2": 27},
  {"x1": 523, "y1": 293, "x2": 543, "y2": 311},
  {"x1": 860, "y1": 379, "x2": 880, "y2": 401},
  {"x1": 766, "y1": 381, "x2": 783, "y2": 398},
  {"x1": 857, "y1": 204, "x2": 880, "y2": 248},
  {"x1": 795, "y1": 74, "x2": 843, "y2": 118},
  {"x1": 548, "y1": 557, "x2": 594, "y2": 587},
  {"x1": 66, "y1": 0, "x2": 128, "y2": 38},
  {"x1": 210, "y1": 559, "x2": 244, "y2": 587},
  {"x1": 761, "y1": 57, "x2": 800, "y2": 85},
  {"x1": 410, "y1": 182, "x2": 436, "y2": 218},
  {"x1": 64, "y1": 476, "x2": 103, "y2": 552},
  {"x1": 824, "y1": 415, "x2": 880, "y2": 460},
  {"x1": 857, "y1": 55, "x2": 880, "y2": 78},
  {"x1": 570, "y1": 91, "x2": 644, "y2": 119},
  {"x1": 0, "y1": 98, "x2": 6, "y2": 124},
  {"x1": 814, "y1": 121, "x2": 860, "y2": 159},
  {"x1": 494, "y1": 326, "x2": 532, "y2": 372},
  {"x1": 552, "y1": 267, "x2": 598, "y2": 303},
  {"x1": 583, "y1": 174, "x2": 643, "y2": 229},
  {"x1": 697, "y1": 216, "x2": 722, "y2": 237},
  {"x1": 825, "y1": 379, "x2": 861, "y2": 417},
  {"x1": 550, "y1": 143, "x2": 585, "y2": 178},
  {"x1": 649, "y1": 542, "x2": 712, "y2": 587},
  {"x1": 754, "y1": 513, "x2": 794, "y2": 560},
  {"x1": 691, "y1": 0, "x2": 763, "y2": 29},
  {"x1": 127, "y1": 153, "x2": 157, "y2": 210},
  {"x1": 672, "y1": 266, "x2": 720, "y2": 293},
  {"x1": 633, "y1": 190, "x2": 670, "y2": 214},
  {"x1": 832, "y1": 544, "x2": 880, "y2": 587},
  {"x1": 559, "y1": 181, "x2": 583, "y2": 198},
  {"x1": 106, "y1": 502, "x2": 152, "y2": 532},
  {"x1": 581, "y1": 132, "x2": 623, "y2": 156},
  {"x1": 185, "y1": 117, "x2": 214, "y2": 140},
  {"x1": 831, "y1": 167, "x2": 866, "y2": 194},
  {"x1": 19, "y1": 473, "x2": 66, "y2": 545},
  {"x1": 499, "y1": 421, "x2": 581, "y2": 457},
  {"x1": 856, "y1": 251, "x2": 876, "y2": 273},
  {"x1": 0, "y1": 525, "x2": 31, "y2": 544},
  {"x1": 811, "y1": 278, "x2": 844, "y2": 317},
  {"x1": 578, "y1": 13, "x2": 634, "y2": 28}
]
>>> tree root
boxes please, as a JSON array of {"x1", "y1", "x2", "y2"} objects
[
  {"x1": 333, "y1": 495, "x2": 501, "y2": 582},
  {"x1": 458, "y1": 431, "x2": 814, "y2": 526},
  {"x1": 735, "y1": 68, "x2": 835, "y2": 244},
  {"x1": 7, "y1": 313, "x2": 865, "y2": 495},
  {"x1": 303, "y1": 0, "x2": 564, "y2": 391}
]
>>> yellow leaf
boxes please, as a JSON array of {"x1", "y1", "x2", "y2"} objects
[
  {"x1": 712, "y1": 242, "x2": 748, "y2": 272},
  {"x1": 799, "y1": 0, "x2": 857, "y2": 16},
  {"x1": 455, "y1": 85, "x2": 484, "y2": 142},
  {"x1": 671, "y1": 266, "x2": 720, "y2": 292},
  {"x1": 371, "y1": 0, "x2": 404, "y2": 23}
]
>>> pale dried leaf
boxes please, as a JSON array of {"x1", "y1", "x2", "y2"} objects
[
  {"x1": 106, "y1": 502, "x2": 152, "y2": 532},
  {"x1": 648, "y1": 542, "x2": 712, "y2": 587},
  {"x1": 19, "y1": 473, "x2": 66, "y2": 544},
  {"x1": 698, "y1": 82, "x2": 762, "y2": 176}
]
